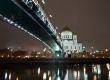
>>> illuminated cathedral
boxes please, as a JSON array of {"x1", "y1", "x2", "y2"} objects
[{"x1": 61, "y1": 26, "x2": 83, "y2": 56}]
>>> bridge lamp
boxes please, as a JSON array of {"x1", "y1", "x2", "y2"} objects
[
  {"x1": 3, "y1": 17, "x2": 7, "y2": 20},
  {"x1": 9, "y1": 21, "x2": 14, "y2": 24},
  {"x1": 14, "y1": 23, "x2": 17, "y2": 26},
  {"x1": 7, "y1": 19, "x2": 10, "y2": 22},
  {"x1": 57, "y1": 54, "x2": 60, "y2": 57},
  {"x1": 42, "y1": 0, "x2": 45, "y2": 4},
  {"x1": 55, "y1": 45, "x2": 60, "y2": 51},
  {"x1": 49, "y1": 14, "x2": 53, "y2": 18},
  {"x1": 18, "y1": 25, "x2": 21, "y2": 28}
]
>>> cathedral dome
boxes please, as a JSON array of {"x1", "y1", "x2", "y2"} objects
[
  {"x1": 61, "y1": 26, "x2": 76, "y2": 35},
  {"x1": 62, "y1": 26, "x2": 72, "y2": 32}
]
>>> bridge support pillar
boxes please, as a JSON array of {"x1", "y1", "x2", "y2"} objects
[{"x1": 53, "y1": 50, "x2": 63, "y2": 58}]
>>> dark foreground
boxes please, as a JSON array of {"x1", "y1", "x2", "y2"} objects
[
  {"x1": 0, "y1": 58, "x2": 110, "y2": 64},
  {"x1": 0, "y1": 63, "x2": 110, "y2": 80}
]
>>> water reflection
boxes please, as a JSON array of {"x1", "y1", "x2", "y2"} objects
[{"x1": 0, "y1": 63, "x2": 110, "y2": 80}]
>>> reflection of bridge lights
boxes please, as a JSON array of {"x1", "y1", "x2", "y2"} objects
[
  {"x1": 48, "y1": 70, "x2": 50, "y2": 76},
  {"x1": 106, "y1": 63, "x2": 110, "y2": 70},
  {"x1": 43, "y1": 72, "x2": 47, "y2": 80},
  {"x1": 73, "y1": 71, "x2": 77, "y2": 78},
  {"x1": 37, "y1": 67, "x2": 40, "y2": 75},
  {"x1": 93, "y1": 75, "x2": 97, "y2": 80},
  {"x1": 57, "y1": 68, "x2": 60, "y2": 75},
  {"x1": 57, "y1": 76, "x2": 61, "y2": 80},
  {"x1": 16, "y1": 77, "x2": 19, "y2": 80},
  {"x1": 9, "y1": 73, "x2": 11, "y2": 80},
  {"x1": 109, "y1": 71, "x2": 110, "y2": 80},
  {"x1": 78, "y1": 71, "x2": 80, "y2": 79},
  {"x1": 49, "y1": 76, "x2": 52, "y2": 80},
  {"x1": 5, "y1": 72, "x2": 8, "y2": 80},
  {"x1": 84, "y1": 67, "x2": 86, "y2": 73}
]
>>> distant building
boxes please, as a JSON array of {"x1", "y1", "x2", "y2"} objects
[{"x1": 61, "y1": 26, "x2": 83, "y2": 55}]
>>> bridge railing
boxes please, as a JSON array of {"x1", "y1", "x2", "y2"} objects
[
  {"x1": 20, "y1": 0, "x2": 62, "y2": 46},
  {"x1": 21, "y1": 0, "x2": 57, "y2": 35}
]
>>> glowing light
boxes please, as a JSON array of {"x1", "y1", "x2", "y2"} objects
[
  {"x1": 106, "y1": 63, "x2": 110, "y2": 70},
  {"x1": 78, "y1": 71, "x2": 80, "y2": 79},
  {"x1": 57, "y1": 54, "x2": 60, "y2": 57},
  {"x1": 74, "y1": 71, "x2": 77, "y2": 78},
  {"x1": 42, "y1": 0, "x2": 45, "y2": 4},
  {"x1": 49, "y1": 14, "x2": 53, "y2": 18},
  {"x1": 48, "y1": 71, "x2": 50, "y2": 76},
  {"x1": 43, "y1": 48, "x2": 47, "y2": 52},
  {"x1": 93, "y1": 75, "x2": 97, "y2": 80},
  {"x1": 5, "y1": 72, "x2": 8, "y2": 79},
  {"x1": 4, "y1": 17, "x2": 7, "y2": 20},
  {"x1": 57, "y1": 68, "x2": 60, "y2": 75},
  {"x1": 108, "y1": 71, "x2": 110, "y2": 80},
  {"x1": 10, "y1": 21, "x2": 14, "y2": 24},
  {"x1": 43, "y1": 72, "x2": 47, "y2": 80},
  {"x1": 38, "y1": 67, "x2": 40, "y2": 75},
  {"x1": 57, "y1": 76, "x2": 61, "y2": 80},
  {"x1": 56, "y1": 45, "x2": 60, "y2": 51},
  {"x1": 16, "y1": 77, "x2": 19, "y2": 80},
  {"x1": 105, "y1": 48, "x2": 109, "y2": 52},
  {"x1": 97, "y1": 65, "x2": 101, "y2": 74},
  {"x1": 84, "y1": 67, "x2": 86, "y2": 73},
  {"x1": 14, "y1": 23, "x2": 17, "y2": 26},
  {"x1": 36, "y1": 56, "x2": 38, "y2": 58},
  {"x1": 49, "y1": 76, "x2": 52, "y2": 80},
  {"x1": 37, "y1": 52, "x2": 41, "y2": 54},
  {"x1": 9, "y1": 73, "x2": 11, "y2": 80},
  {"x1": 64, "y1": 70, "x2": 68, "y2": 80},
  {"x1": 18, "y1": 25, "x2": 21, "y2": 28},
  {"x1": 2, "y1": 15, "x2": 54, "y2": 54}
]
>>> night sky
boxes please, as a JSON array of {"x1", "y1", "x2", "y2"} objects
[{"x1": 0, "y1": 0, "x2": 110, "y2": 51}]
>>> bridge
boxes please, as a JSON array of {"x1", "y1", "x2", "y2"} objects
[{"x1": 0, "y1": 0, "x2": 62, "y2": 57}]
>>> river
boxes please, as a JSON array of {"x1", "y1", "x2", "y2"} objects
[{"x1": 0, "y1": 63, "x2": 110, "y2": 80}]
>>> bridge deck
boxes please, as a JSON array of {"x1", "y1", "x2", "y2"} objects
[{"x1": 0, "y1": 0, "x2": 62, "y2": 52}]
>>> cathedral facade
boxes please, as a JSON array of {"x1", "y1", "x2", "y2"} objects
[{"x1": 61, "y1": 26, "x2": 83, "y2": 55}]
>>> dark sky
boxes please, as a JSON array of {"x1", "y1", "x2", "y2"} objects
[{"x1": 0, "y1": 0, "x2": 110, "y2": 51}]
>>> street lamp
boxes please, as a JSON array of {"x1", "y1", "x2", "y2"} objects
[{"x1": 83, "y1": 46, "x2": 86, "y2": 51}]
